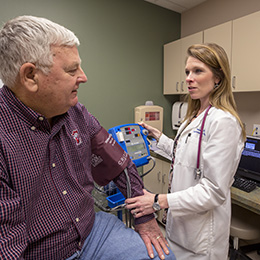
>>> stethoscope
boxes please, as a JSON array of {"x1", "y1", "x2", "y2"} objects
[{"x1": 194, "y1": 104, "x2": 212, "y2": 179}]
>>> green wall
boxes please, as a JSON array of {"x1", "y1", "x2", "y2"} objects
[{"x1": 0, "y1": 0, "x2": 180, "y2": 136}]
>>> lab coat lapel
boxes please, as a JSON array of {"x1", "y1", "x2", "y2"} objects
[
  {"x1": 179, "y1": 107, "x2": 213, "y2": 138},
  {"x1": 177, "y1": 115, "x2": 202, "y2": 138}
]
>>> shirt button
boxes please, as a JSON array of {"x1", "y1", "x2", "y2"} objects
[
  {"x1": 78, "y1": 242, "x2": 81, "y2": 247},
  {"x1": 76, "y1": 218, "x2": 79, "y2": 222},
  {"x1": 31, "y1": 126, "x2": 36, "y2": 131},
  {"x1": 38, "y1": 116, "x2": 44, "y2": 121},
  {"x1": 62, "y1": 190, "x2": 67, "y2": 195},
  {"x1": 52, "y1": 163, "x2": 56, "y2": 168}
]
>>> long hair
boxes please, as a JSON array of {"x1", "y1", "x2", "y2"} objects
[
  {"x1": 0, "y1": 15, "x2": 79, "y2": 88},
  {"x1": 184, "y1": 43, "x2": 246, "y2": 140}
]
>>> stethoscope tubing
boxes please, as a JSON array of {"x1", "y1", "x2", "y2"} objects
[{"x1": 195, "y1": 104, "x2": 212, "y2": 179}]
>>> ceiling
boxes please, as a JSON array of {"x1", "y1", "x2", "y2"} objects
[{"x1": 144, "y1": 0, "x2": 207, "y2": 13}]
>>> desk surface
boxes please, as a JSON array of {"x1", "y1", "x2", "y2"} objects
[{"x1": 231, "y1": 186, "x2": 260, "y2": 215}]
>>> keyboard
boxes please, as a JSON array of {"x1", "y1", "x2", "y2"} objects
[{"x1": 232, "y1": 176, "x2": 257, "y2": 193}]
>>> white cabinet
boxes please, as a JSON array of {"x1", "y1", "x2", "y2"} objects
[
  {"x1": 232, "y1": 11, "x2": 260, "y2": 92},
  {"x1": 204, "y1": 12, "x2": 260, "y2": 92},
  {"x1": 143, "y1": 157, "x2": 171, "y2": 224},
  {"x1": 164, "y1": 11, "x2": 260, "y2": 95},
  {"x1": 163, "y1": 32, "x2": 203, "y2": 95},
  {"x1": 204, "y1": 21, "x2": 232, "y2": 65},
  {"x1": 164, "y1": 40, "x2": 181, "y2": 94}
]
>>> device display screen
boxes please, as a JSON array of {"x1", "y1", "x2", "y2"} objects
[
  {"x1": 245, "y1": 142, "x2": 256, "y2": 150},
  {"x1": 237, "y1": 137, "x2": 260, "y2": 183},
  {"x1": 127, "y1": 143, "x2": 145, "y2": 153}
]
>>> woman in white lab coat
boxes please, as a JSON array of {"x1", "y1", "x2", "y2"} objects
[{"x1": 125, "y1": 43, "x2": 246, "y2": 260}]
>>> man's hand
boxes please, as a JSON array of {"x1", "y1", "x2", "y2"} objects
[{"x1": 135, "y1": 218, "x2": 170, "y2": 260}]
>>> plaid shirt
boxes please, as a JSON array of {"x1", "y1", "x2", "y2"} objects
[{"x1": 0, "y1": 86, "x2": 152, "y2": 259}]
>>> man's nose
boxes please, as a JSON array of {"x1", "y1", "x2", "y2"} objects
[{"x1": 78, "y1": 67, "x2": 88, "y2": 83}]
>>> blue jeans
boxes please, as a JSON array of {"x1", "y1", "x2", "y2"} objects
[{"x1": 66, "y1": 211, "x2": 176, "y2": 260}]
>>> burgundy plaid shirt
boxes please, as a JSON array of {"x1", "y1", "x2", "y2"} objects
[{"x1": 0, "y1": 86, "x2": 152, "y2": 259}]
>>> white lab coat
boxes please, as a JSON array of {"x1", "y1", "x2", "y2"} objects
[{"x1": 157, "y1": 107, "x2": 244, "y2": 260}]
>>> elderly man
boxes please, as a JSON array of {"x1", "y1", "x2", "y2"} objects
[{"x1": 0, "y1": 15, "x2": 175, "y2": 260}]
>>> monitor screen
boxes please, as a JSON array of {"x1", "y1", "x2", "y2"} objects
[{"x1": 236, "y1": 136, "x2": 260, "y2": 183}]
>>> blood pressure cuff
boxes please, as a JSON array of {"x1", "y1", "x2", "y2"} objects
[{"x1": 91, "y1": 127, "x2": 130, "y2": 186}]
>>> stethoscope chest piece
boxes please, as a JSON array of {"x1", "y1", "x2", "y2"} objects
[{"x1": 194, "y1": 168, "x2": 202, "y2": 180}]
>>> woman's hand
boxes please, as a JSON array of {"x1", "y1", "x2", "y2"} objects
[
  {"x1": 125, "y1": 189, "x2": 156, "y2": 218},
  {"x1": 139, "y1": 122, "x2": 162, "y2": 142}
]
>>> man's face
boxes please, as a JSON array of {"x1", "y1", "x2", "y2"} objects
[{"x1": 36, "y1": 45, "x2": 87, "y2": 118}]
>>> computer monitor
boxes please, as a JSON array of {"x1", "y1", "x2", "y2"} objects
[{"x1": 236, "y1": 136, "x2": 260, "y2": 184}]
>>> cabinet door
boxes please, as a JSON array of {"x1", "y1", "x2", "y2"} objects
[
  {"x1": 143, "y1": 158, "x2": 171, "y2": 225},
  {"x1": 163, "y1": 40, "x2": 181, "y2": 94},
  {"x1": 161, "y1": 161, "x2": 170, "y2": 194},
  {"x1": 180, "y1": 32, "x2": 203, "y2": 94},
  {"x1": 157, "y1": 160, "x2": 171, "y2": 225},
  {"x1": 143, "y1": 158, "x2": 163, "y2": 194},
  {"x1": 232, "y1": 11, "x2": 260, "y2": 92},
  {"x1": 204, "y1": 21, "x2": 232, "y2": 65},
  {"x1": 143, "y1": 158, "x2": 171, "y2": 194}
]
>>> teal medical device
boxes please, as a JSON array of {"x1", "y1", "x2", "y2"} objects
[{"x1": 108, "y1": 124, "x2": 150, "y2": 167}]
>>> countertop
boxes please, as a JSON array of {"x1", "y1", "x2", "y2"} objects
[{"x1": 231, "y1": 186, "x2": 260, "y2": 215}]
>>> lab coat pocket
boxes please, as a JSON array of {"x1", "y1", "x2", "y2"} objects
[
  {"x1": 168, "y1": 210, "x2": 213, "y2": 255},
  {"x1": 176, "y1": 132, "x2": 199, "y2": 168}
]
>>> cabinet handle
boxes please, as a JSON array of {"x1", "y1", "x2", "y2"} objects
[
  {"x1": 232, "y1": 76, "x2": 236, "y2": 89},
  {"x1": 157, "y1": 171, "x2": 161, "y2": 182},
  {"x1": 176, "y1": 82, "x2": 179, "y2": 92},
  {"x1": 162, "y1": 173, "x2": 166, "y2": 184},
  {"x1": 181, "y1": 81, "x2": 184, "y2": 92}
]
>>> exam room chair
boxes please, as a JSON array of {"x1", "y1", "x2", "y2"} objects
[{"x1": 229, "y1": 204, "x2": 260, "y2": 260}]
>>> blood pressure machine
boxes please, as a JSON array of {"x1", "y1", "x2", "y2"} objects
[
  {"x1": 93, "y1": 123, "x2": 155, "y2": 225},
  {"x1": 108, "y1": 123, "x2": 151, "y2": 168},
  {"x1": 106, "y1": 123, "x2": 155, "y2": 194}
]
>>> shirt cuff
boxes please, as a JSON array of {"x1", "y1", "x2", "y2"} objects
[{"x1": 134, "y1": 213, "x2": 154, "y2": 225}]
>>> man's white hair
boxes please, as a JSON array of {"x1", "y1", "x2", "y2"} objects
[{"x1": 0, "y1": 15, "x2": 80, "y2": 88}]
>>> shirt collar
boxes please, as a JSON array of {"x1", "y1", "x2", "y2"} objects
[{"x1": 0, "y1": 85, "x2": 67, "y2": 132}]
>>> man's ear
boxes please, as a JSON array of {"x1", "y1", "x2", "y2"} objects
[{"x1": 19, "y1": 63, "x2": 39, "y2": 92}]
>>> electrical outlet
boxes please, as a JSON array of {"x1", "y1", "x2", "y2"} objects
[{"x1": 253, "y1": 124, "x2": 260, "y2": 136}]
